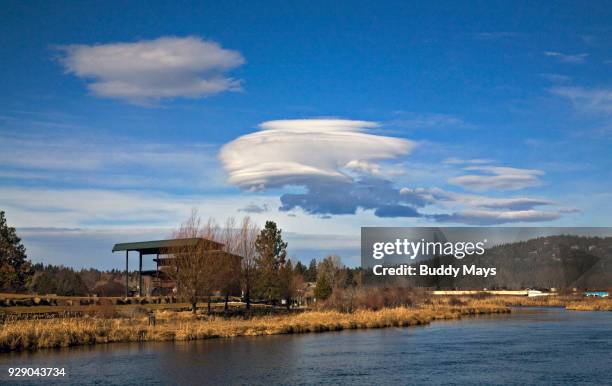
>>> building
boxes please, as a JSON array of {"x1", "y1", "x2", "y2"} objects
[{"x1": 112, "y1": 237, "x2": 233, "y2": 297}]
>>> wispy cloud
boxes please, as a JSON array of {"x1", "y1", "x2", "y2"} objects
[
  {"x1": 443, "y1": 157, "x2": 492, "y2": 165},
  {"x1": 544, "y1": 51, "x2": 588, "y2": 64},
  {"x1": 388, "y1": 113, "x2": 473, "y2": 130},
  {"x1": 57, "y1": 36, "x2": 245, "y2": 105},
  {"x1": 448, "y1": 166, "x2": 544, "y2": 191},
  {"x1": 550, "y1": 86, "x2": 612, "y2": 114},
  {"x1": 472, "y1": 32, "x2": 522, "y2": 40},
  {"x1": 239, "y1": 203, "x2": 269, "y2": 213},
  {"x1": 0, "y1": 131, "x2": 222, "y2": 190},
  {"x1": 0, "y1": 186, "x2": 279, "y2": 229},
  {"x1": 416, "y1": 187, "x2": 554, "y2": 211},
  {"x1": 432, "y1": 209, "x2": 561, "y2": 225},
  {"x1": 540, "y1": 73, "x2": 572, "y2": 83},
  {"x1": 399, "y1": 187, "x2": 564, "y2": 225}
]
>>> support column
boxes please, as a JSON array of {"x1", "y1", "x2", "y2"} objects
[
  {"x1": 125, "y1": 250, "x2": 129, "y2": 298},
  {"x1": 156, "y1": 253, "x2": 159, "y2": 294},
  {"x1": 139, "y1": 251, "x2": 143, "y2": 297}
]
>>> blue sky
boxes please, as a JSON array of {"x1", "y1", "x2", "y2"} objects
[{"x1": 1, "y1": 1, "x2": 611, "y2": 268}]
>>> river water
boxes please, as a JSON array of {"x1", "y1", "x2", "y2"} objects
[{"x1": 1, "y1": 308, "x2": 611, "y2": 385}]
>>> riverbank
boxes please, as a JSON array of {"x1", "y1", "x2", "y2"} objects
[
  {"x1": 469, "y1": 295, "x2": 612, "y2": 311},
  {"x1": 0, "y1": 300, "x2": 508, "y2": 352},
  {"x1": 2, "y1": 295, "x2": 610, "y2": 352},
  {"x1": 2, "y1": 307, "x2": 608, "y2": 385},
  {"x1": 566, "y1": 298, "x2": 612, "y2": 311}
]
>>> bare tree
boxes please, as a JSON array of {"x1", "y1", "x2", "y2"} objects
[
  {"x1": 236, "y1": 216, "x2": 259, "y2": 310},
  {"x1": 217, "y1": 217, "x2": 242, "y2": 313},
  {"x1": 317, "y1": 254, "x2": 345, "y2": 288},
  {"x1": 166, "y1": 212, "x2": 262, "y2": 314},
  {"x1": 166, "y1": 210, "x2": 218, "y2": 314}
]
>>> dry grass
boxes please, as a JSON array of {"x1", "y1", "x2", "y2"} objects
[
  {"x1": 0, "y1": 301, "x2": 508, "y2": 352},
  {"x1": 2, "y1": 294, "x2": 609, "y2": 352},
  {"x1": 459, "y1": 295, "x2": 611, "y2": 311},
  {"x1": 0, "y1": 301, "x2": 268, "y2": 317},
  {"x1": 566, "y1": 298, "x2": 612, "y2": 311}
]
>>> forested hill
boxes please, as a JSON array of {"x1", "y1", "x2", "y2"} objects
[{"x1": 413, "y1": 235, "x2": 612, "y2": 290}]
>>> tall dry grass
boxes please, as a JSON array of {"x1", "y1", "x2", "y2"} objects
[
  {"x1": 445, "y1": 294, "x2": 612, "y2": 311},
  {"x1": 0, "y1": 301, "x2": 508, "y2": 352},
  {"x1": 462, "y1": 294, "x2": 610, "y2": 309},
  {"x1": 2, "y1": 294, "x2": 608, "y2": 353},
  {"x1": 566, "y1": 298, "x2": 612, "y2": 311}
]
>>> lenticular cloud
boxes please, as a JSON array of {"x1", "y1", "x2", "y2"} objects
[
  {"x1": 219, "y1": 119, "x2": 565, "y2": 224},
  {"x1": 219, "y1": 119, "x2": 414, "y2": 189}
]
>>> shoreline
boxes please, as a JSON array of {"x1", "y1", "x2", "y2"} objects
[
  {"x1": 1, "y1": 296, "x2": 610, "y2": 353},
  {"x1": 1, "y1": 304, "x2": 509, "y2": 353}
]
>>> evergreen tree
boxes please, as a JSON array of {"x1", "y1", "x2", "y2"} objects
[
  {"x1": 294, "y1": 261, "x2": 307, "y2": 277},
  {"x1": 0, "y1": 211, "x2": 32, "y2": 292},
  {"x1": 254, "y1": 221, "x2": 288, "y2": 303},
  {"x1": 255, "y1": 221, "x2": 287, "y2": 267},
  {"x1": 31, "y1": 265, "x2": 88, "y2": 296},
  {"x1": 305, "y1": 258, "x2": 318, "y2": 282},
  {"x1": 278, "y1": 259, "x2": 296, "y2": 310},
  {"x1": 314, "y1": 275, "x2": 332, "y2": 301}
]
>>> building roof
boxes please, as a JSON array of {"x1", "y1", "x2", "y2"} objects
[
  {"x1": 112, "y1": 237, "x2": 224, "y2": 255},
  {"x1": 152, "y1": 249, "x2": 242, "y2": 266}
]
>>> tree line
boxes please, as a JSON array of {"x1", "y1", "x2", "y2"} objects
[
  {"x1": 166, "y1": 210, "x2": 361, "y2": 313},
  {"x1": 0, "y1": 209, "x2": 364, "y2": 310}
]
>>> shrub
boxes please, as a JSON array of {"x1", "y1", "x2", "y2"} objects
[{"x1": 321, "y1": 286, "x2": 430, "y2": 311}]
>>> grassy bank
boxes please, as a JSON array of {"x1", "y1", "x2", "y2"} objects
[
  {"x1": 2, "y1": 295, "x2": 610, "y2": 352},
  {"x1": 461, "y1": 295, "x2": 612, "y2": 311},
  {"x1": 565, "y1": 298, "x2": 612, "y2": 311},
  {"x1": 0, "y1": 301, "x2": 508, "y2": 352}
]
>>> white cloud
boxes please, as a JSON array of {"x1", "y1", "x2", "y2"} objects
[
  {"x1": 220, "y1": 119, "x2": 414, "y2": 189},
  {"x1": 217, "y1": 118, "x2": 566, "y2": 224},
  {"x1": 413, "y1": 187, "x2": 554, "y2": 210},
  {"x1": 344, "y1": 160, "x2": 380, "y2": 173},
  {"x1": 0, "y1": 186, "x2": 279, "y2": 229},
  {"x1": 434, "y1": 209, "x2": 561, "y2": 225},
  {"x1": 399, "y1": 187, "x2": 562, "y2": 225},
  {"x1": 544, "y1": 51, "x2": 588, "y2": 64},
  {"x1": 58, "y1": 36, "x2": 244, "y2": 104},
  {"x1": 219, "y1": 119, "x2": 422, "y2": 217},
  {"x1": 239, "y1": 203, "x2": 269, "y2": 213},
  {"x1": 550, "y1": 86, "x2": 612, "y2": 114},
  {"x1": 442, "y1": 157, "x2": 492, "y2": 165},
  {"x1": 0, "y1": 131, "x2": 223, "y2": 189},
  {"x1": 388, "y1": 112, "x2": 473, "y2": 130},
  {"x1": 449, "y1": 166, "x2": 544, "y2": 191}
]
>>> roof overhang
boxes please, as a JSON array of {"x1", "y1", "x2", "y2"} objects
[{"x1": 112, "y1": 237, "x2": 224, "y2": 254}]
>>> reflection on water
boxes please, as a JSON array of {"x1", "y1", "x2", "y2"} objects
[{"x1": 1, "y1": 308, "x2": 611, "y2": 385}]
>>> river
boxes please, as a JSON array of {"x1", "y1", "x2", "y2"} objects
[{"x1": 1, "y1": 308, "x2": 611, "y2": 385}]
